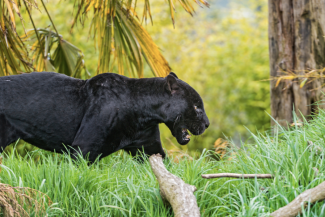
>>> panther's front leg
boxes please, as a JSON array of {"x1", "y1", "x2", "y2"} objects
[{"x1": 123, "y1": 125, "x2": 166, "y2": 162}]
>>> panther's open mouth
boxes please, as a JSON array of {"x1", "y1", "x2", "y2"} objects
[
  {"x1": 176, "y1": 125, "x2": 206, "y2": 145},
  {"x1": 170, "y1": 114, "x2": 208, "y2": 145},
  {"x1": 182, "y1": 128, "x2": 191, "y2": 142},
  {"x1": 175, "y1": 128, "x2": 193, "y2": 145}
]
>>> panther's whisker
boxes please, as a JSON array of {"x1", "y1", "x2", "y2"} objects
[{"x1": 173, "y1": 115, "x2": 181, "y2": 129}]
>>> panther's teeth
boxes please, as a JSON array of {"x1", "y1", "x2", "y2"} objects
[{"x1": 186, "y1": 135, "x2": 191, "y2": 139}]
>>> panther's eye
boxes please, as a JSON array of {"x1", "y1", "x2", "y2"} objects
[{"x1": 194, "y1": 106, "x2": 197, "y2": 110}]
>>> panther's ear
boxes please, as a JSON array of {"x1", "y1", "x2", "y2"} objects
[
  {"x1": 169, "y1": 72, "x2": 178, "y2": 79},
  {"x1": 166, "y1": 73, "x2": 179, "y2": 95}
]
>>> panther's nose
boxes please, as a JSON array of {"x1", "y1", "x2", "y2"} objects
[{"x1": 204, "y1": 115, "x2": 210, "y2": 129}]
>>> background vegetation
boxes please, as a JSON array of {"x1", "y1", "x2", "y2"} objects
[
  {"x1": 147, "y1": 0, "x2": 270, "y2": 152},
  {"x1": 7, "y1": 0, "x2": 270, "y2": 155}
]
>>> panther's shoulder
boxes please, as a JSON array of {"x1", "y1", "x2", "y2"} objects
[
  {"x1": 83, "y1": 73, "x2": 130, "y2": 96},
  {"x1": 87, "y1": 73, "x2": 129, "y2": 85}
]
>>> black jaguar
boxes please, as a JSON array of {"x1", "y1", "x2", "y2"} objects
[{"x1": 0, "y1": 72, "x2": 209, "y2": 162}]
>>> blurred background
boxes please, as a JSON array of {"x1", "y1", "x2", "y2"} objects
[{"x1": 10, "y1": 0, "x2": 269, "y2": 156}]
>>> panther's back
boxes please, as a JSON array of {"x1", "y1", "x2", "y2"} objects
[{"x1": 0, "y1": 72, "x2": 87, "y2": 151}]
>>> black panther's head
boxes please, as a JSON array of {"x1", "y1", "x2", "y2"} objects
[{"x1": 164, "y1": 72, "x2": 210, "y2": 145}]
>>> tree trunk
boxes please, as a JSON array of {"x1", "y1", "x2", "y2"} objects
[{"x1": 269, "y1": 0, "x2": 325, "y2": 126}]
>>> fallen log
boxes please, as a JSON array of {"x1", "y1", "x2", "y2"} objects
[
  {"x1": 201, "y1": 173, "x2": 274, "y2": 179},
  {"x1": 149, "y1": 154, "x2": 200, "y2": 217},
  {"x1": 270, "y1": 180, "x2": 325, "y2": 217}
]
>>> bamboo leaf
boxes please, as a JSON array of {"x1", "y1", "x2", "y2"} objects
[
  {"x1": 90, "y1": 3, "x2": 171, "y2": 77},
  {"x1": 44, "y1": 57, "x2": 56, "y2": 71},
  {"x1": 4, "y1": 0, "x2": 16, "y2": 29},
  {"x1": 282, "y1": 76, "x2": 295, "y2": 80},
  {"x1": 71, "y1": 0, "x2": 208, "y2": 77},
  {"x1": 0, "y1": 0, "x2": 41, "y2": 75},
  {"x1": 275, "y1": 78, "x2": 282, "y2": 87},
  {"x1": 141, "y1": 0, "x2": 153, "y2": 25},
  {"x1": 177, "y1": 0, "x2": 195, "y2": 15},
  {"x1": 0, "y1": 21, "x2": 33, "y2": 75},
  {"x1": 23, "y1": 28, "x2": 88, "y2": 78},
  {"x1": 167, "y1": 0, "x2": 175, "y2": 27},
  {"x1": 300, "y1": 78, "x2": 308, "y2": 88},
  {"x1": 117, "y1": 6, "x2": 171, "y2": 77}
]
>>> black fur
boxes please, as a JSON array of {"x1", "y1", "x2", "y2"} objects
[{"x1": 0, "y1": 72, "x2": 209, "y2": 162}]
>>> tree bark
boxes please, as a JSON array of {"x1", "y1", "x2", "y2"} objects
[
  {"x1": 269, "y1": 0, "x2": 325, "y2": 126},
  {"x1": 270, "y1": 181, "x2": 325, "y2": 217},
  {"x1": 149, "y1": 154, "x2": 200, "y2": 217}
]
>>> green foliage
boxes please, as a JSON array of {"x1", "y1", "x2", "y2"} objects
[
  {"x1": 146, "y1": 0, "x2": 270, "y2": 153},
  {"x1": 6, "y1": 0, "x2": 271, "y2": 156},
  {"x1": 22, "y1": 28, "x2": 89, "y2": 77},
  {"x1": 1, "y1": 0, "x2": 208, "y2": 77},
  {"x1": 72, "y1": 0, "x2": 174, "y2": 77},
  {"x1": 17, "y1": 1, "x2": 98, "y2": 77},
  {"x1": 4, "y1": 0, "x2": 271, "y2": 156},
  {"x1": 2, "y1": 0, "x2": 208, "y2": 156},
  {"x1": 0, "y1": 0, "x2": 35, "y2": 75},
  {"x1": 211, "y1": 110, "x2": 325, "y2": 216},
  {"x1": 1, "y1": 148, "x2": 218, "y2": 216},
  {"x1": 0, "y1": 0, "x2": 88, "y2": 76},
  {"x1": 2, "y1": 110, "x2": 325, "y2": 216}
]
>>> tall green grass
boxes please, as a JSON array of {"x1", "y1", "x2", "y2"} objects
[{"x1": 1, "y1": 111, "x2": 325, "y2": 216}]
